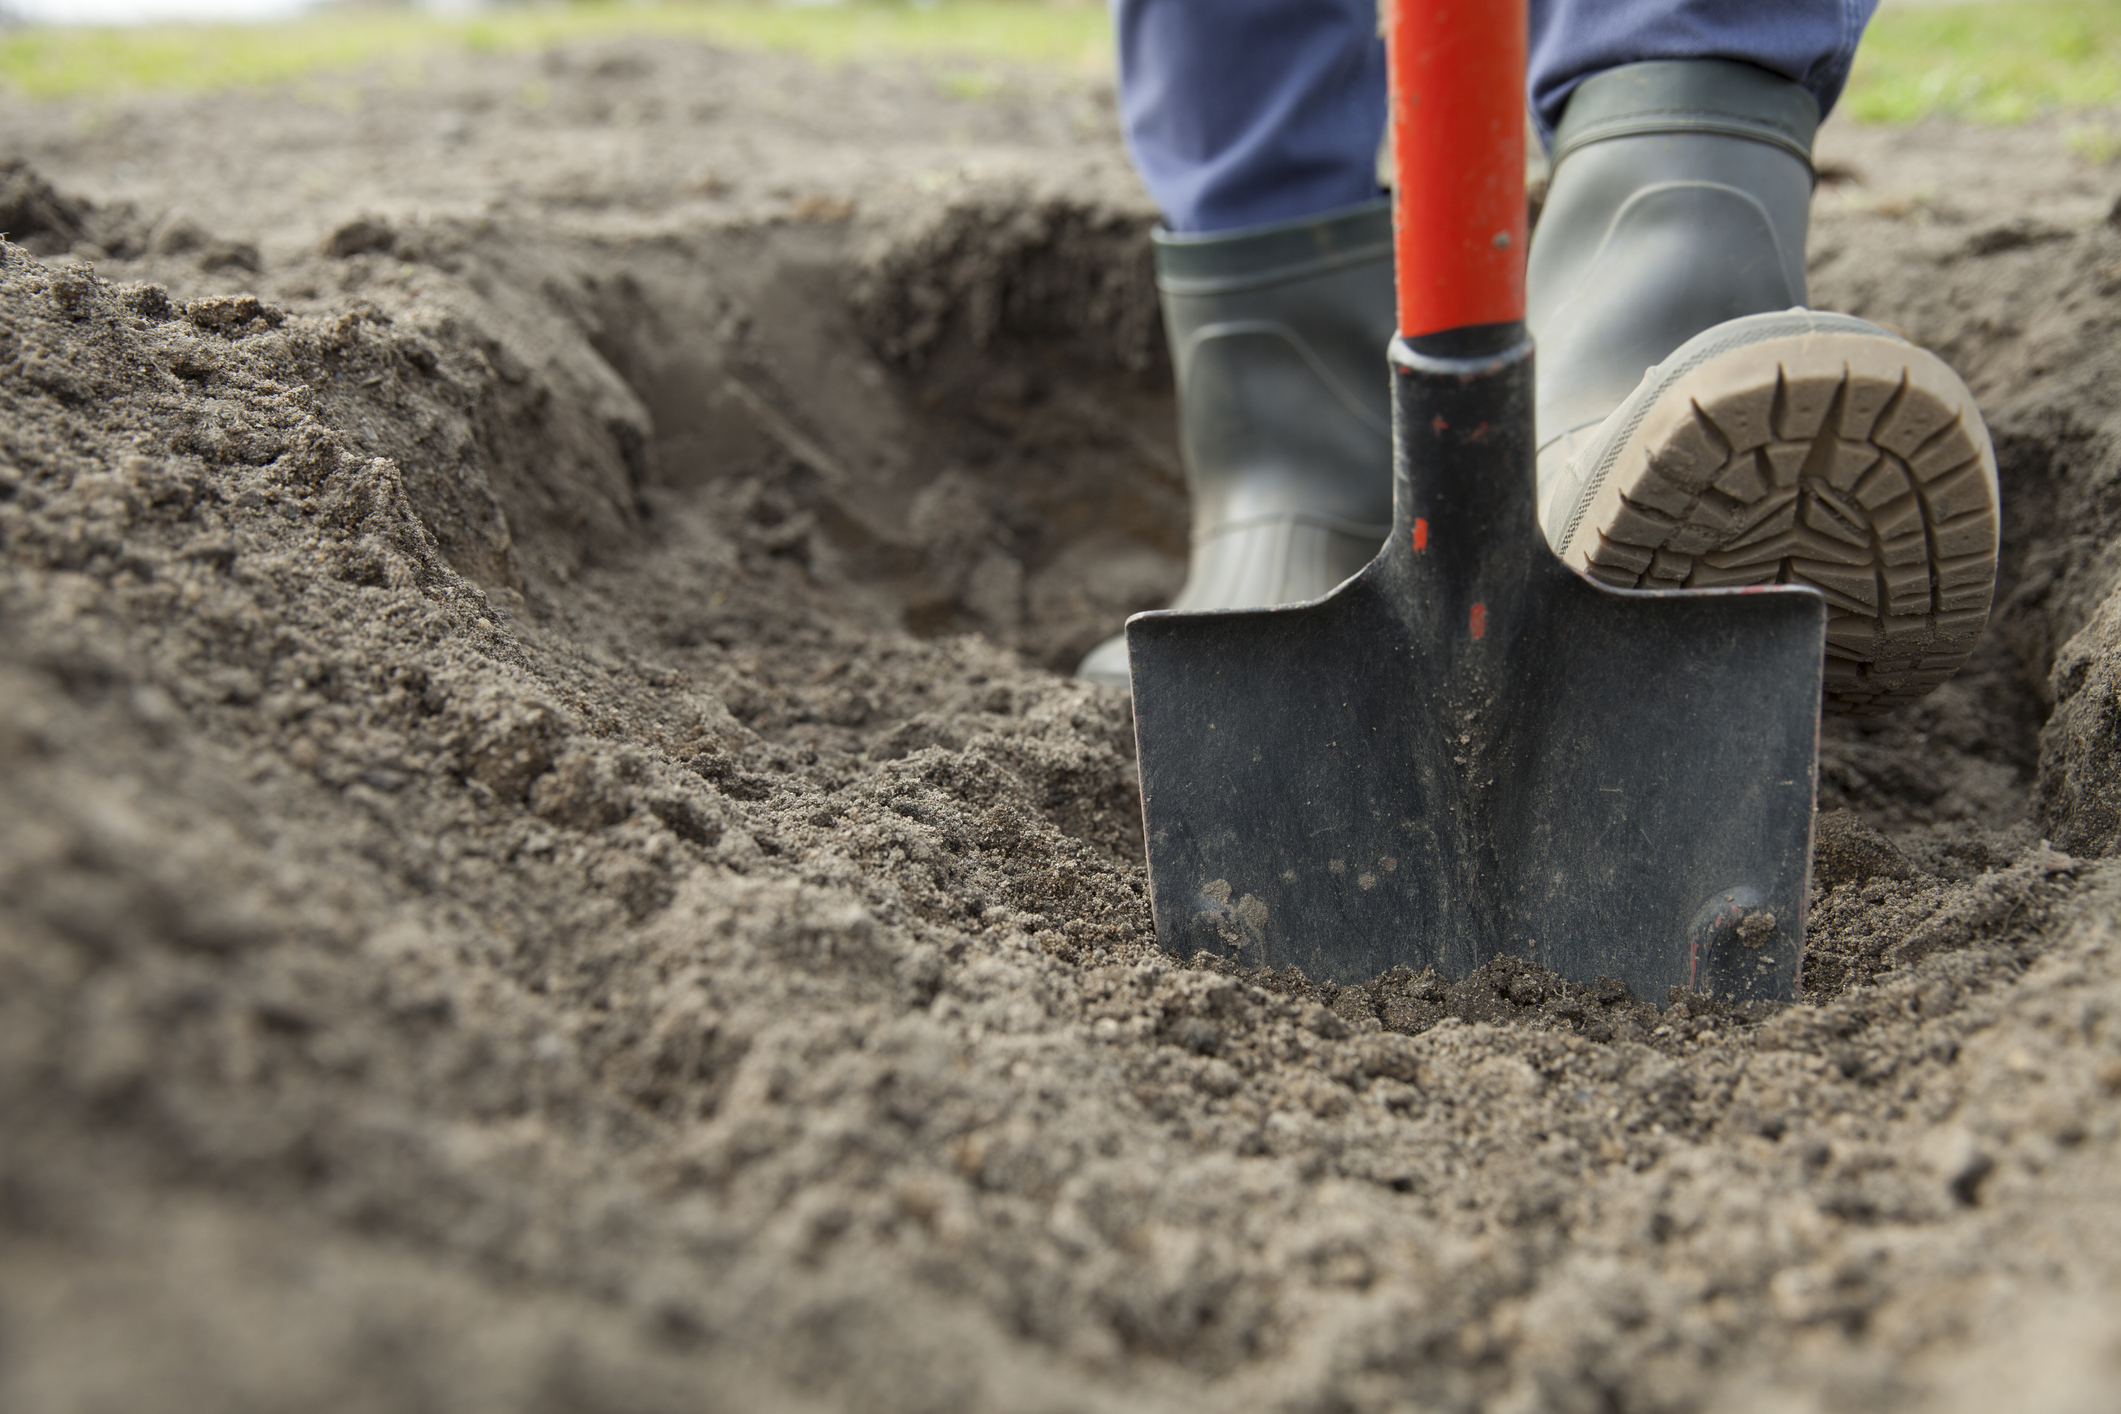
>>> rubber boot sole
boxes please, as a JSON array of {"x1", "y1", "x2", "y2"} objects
[{"x1": 1542, "y1": 310, "x2": 1999, "y2": 716}]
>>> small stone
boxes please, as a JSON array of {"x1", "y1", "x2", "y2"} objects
[
  {"x1": 1735, "y1": 911, "x2": 1777, "y2": 948},
  {"x1": 1923, "y1": 1126, "x2": 1994, "y2": 1206}
]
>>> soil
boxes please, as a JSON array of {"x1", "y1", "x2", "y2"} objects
[{"x1": 3, "y1": 35, "x2": 2121, "y2": 1414}]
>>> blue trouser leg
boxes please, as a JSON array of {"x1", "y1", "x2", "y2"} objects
[
  {"x1": 1113, "y1": 0, "x2": 1389, "y2": 235},
  {"x1": 1525, "y1": 0, "x2": 1880, "y2": 143},
  {"x1": 1114, "y1": 0, "x2": 1881, "y2": 233}
]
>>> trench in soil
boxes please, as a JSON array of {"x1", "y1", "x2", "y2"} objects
[
  {"x1": 316, "y1": 185, "x2": 2093, "y2": 1030},
  {"x1": 478, "y1": 182, "x2": 2121, "y2": 1011},
  {"x1": 551, "y1": 209, "x2": 2062, "y2": 890},
  {"x1": 226, "y1": 193, "x2": 2097, "y2": 972}
]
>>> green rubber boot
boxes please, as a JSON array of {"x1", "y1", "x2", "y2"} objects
[
  {"x1": 1530, "y1": 60, "x2": 2000, "y2": 714},
  {"x1": 1076, "y1": 199, "x2": 1396, "y2": 689}
]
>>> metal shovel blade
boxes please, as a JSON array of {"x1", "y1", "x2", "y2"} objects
[{"x1": 1126, "y1": 328, "x2": 1826, "y2": 1003}]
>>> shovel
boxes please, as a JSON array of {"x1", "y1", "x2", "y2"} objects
[{"x1": 1124, "y1": 0, "x2": 1826, "y2": 1003}]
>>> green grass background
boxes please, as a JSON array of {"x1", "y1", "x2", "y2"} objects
[
  {"x1": 1844, "y1": 0, "x2": 2120, "y2": 124},
  {"x1": 0, "y1": 2, "x2": 1113, "y2": 100},
  {"x1": 0, "y1": 0, "x2": 2115, "y2": 127}
]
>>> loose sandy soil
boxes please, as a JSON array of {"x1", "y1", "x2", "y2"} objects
[{"x1": 3, "y1": 35, "x2": 2121, "y2": 1414}]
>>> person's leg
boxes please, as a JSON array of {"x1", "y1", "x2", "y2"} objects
[
  {"x1": 1095, "y1": 0, "x2": 1999, "y2": 711},
  {"x1": 1525, "y1": 3, "x2": 2000, "y2": 714},
  {"x1": 1114, "y1": 0, "x2": 1386, "y2": 233},
  {"x1": 1115, "y1": 0, "x2": 1875, "y2": 249},
  {"x1": 1526, "y1": 0, "x2": 1877, "y2": 144},
  {"x1": 1080, "y1": 0, "x2": 1396, "y2": 687},
  {"x1": 1525, "y1": 0, "x2": 1880, "y2": 452}
]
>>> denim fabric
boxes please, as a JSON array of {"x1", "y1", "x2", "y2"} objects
[
  {"x1": 1525, "y1": 0, "x2": 1879, "y2": 144},
  {"x1": 1116, "y1": 0, "x2": 1880, "y2": 232},
  {"x1": 1113, "y1": 0, "x2": 1390, "y2": 235}
]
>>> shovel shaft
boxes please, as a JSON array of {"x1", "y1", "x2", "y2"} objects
[{"x1": 1386, "y1": 0, "x2": 1527, "y2": 338}]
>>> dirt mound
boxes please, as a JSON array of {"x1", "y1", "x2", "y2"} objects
[
  {"x1": 0, "y1": 156, "x2": 95, "y2": 255},
  {"x1": 3, "y1": 41, "x2": 2121, "y2": 1414}
]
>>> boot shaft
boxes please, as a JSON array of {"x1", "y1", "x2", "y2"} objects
[
  {"x1": 1154, "y1": 199, "x2": 1398, "y2": 534},
  {"x1": 1529, "y1": 59, "x2": 1821, "y2": 454}
]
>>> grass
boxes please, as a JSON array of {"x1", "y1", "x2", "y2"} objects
[
  {"x1": 0, "y1": 0, "x2": 2114, "y2": 128},
  {"x1": 1843, "y1": 0, "x2": 2121, "y2": 125},
  {"x1": 0, "y1": 0, "x2": 1115, "y2": 101}
]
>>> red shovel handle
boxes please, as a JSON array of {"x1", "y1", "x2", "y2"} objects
[{"x1": 1385, "y1": 0, "x2": 1528, "y2": 338}]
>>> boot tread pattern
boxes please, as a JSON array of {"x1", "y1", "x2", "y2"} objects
[{"x1": 1578, "y1": 359, "x2": 1999, "y2": 716}]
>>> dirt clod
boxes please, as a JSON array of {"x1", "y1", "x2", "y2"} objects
[{"x1": 1814, "y1": 808, "x2": 1919, "y2": 888}]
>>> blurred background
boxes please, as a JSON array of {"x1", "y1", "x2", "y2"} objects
[{"x1": 0, "y1": 0, "x2": 2113, "y2": 136}]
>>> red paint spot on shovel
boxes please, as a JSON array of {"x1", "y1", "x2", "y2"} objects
[
  {"x1": 1412, "y1": 518, "x2": 1429, "y2": 551},
  {"x1": 1469, "y1": 602, "x2": 1487, "y2": 639}
]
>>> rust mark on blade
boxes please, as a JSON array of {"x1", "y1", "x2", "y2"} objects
[{"x1": 1469, "y1": 602, "x2": 1487, "y2": 640}]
